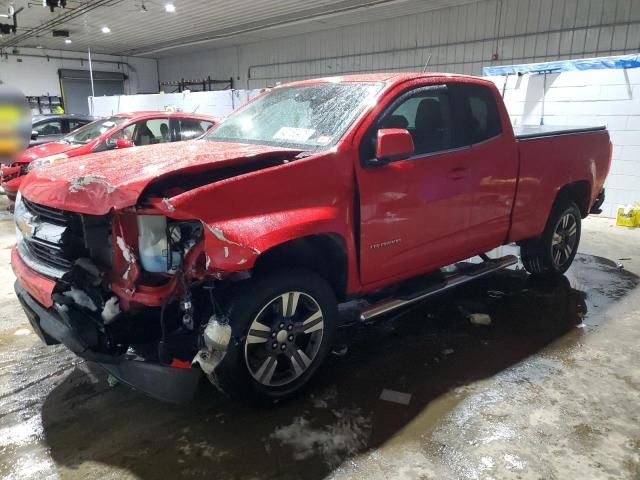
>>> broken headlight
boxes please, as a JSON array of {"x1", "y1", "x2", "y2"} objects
[{"x1": 137, "y1": 215, "x2": 202, "y2": 273}]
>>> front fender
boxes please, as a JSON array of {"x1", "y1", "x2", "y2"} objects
[
  {"x1": 201, "y1": 206, "x2": 349, "y2": 272},
  {"x1": 149, "y1": 150, "x2": 356, "y2": 275}
]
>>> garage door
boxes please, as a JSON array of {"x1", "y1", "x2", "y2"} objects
[{"x1": 59, "y1": 69, "x2": 125, "y2": 115}]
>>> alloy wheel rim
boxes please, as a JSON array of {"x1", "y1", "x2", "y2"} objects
[
  {"x1": 244, "y1": 291, "x2": 324, "y2": 387},
  {"x1": 551, "y1": 212, "x2": 578, "y2": 268}
]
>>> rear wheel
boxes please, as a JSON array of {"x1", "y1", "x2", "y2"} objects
[
  {"x1": 211, "y1": 268, "x2": 337, "y2": 404},
  {"x1": 521, "y1": 200, "x2": 581, "y2": 276}
]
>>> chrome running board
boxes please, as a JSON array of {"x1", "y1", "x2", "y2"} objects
[{"x1": 360, "y1": 255, "x2": 518, "y2": 321}]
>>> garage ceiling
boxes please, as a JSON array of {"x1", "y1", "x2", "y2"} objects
[{"x1": 0, "y1": 0, "x2": 477, "y2": 58}]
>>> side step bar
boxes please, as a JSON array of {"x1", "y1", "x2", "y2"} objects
[{"x1": 360, "y1": 255, "x2": 518, "y2": 321}]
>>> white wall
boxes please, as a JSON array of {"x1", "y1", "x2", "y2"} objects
[
  {"x1": 0, "y1": 47, "x2": 158, "y2": 97},
  {"x1": 89, "y1": 89, "x2": 261, "y2": 118},
  {"x1": 489, "y1": 67, "x2": 640, "y2": 218},
  {"x1": 158, "y1": 0, "x2": 640, "y2": 89}
]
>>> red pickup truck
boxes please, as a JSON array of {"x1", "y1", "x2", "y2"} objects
[{"x1": 12, "y1": 73, "x2": 611, "y2": 403}]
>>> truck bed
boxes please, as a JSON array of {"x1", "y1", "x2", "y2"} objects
[{"x1": 514, "y1": 124, "x2": 606, "y2": 140}]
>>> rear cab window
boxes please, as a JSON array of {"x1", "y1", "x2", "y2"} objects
[{"x1": 448, "y1": 83, "x2": 502, "y2": 145}]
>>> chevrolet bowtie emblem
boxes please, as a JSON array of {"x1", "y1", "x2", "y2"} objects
[{"x1": 16, "y1": 215, "x2": 36, "y2": 237}]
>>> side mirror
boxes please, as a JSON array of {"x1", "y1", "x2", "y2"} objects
[
  {"x1": 31, "y1": 130, "x2": 38, "y2": 141},
  {"x1": 115, "y1": 138, "x2": 134, "y2": 149},
  {"x1": 370, "y1": 128, "x2": 414, "y2": 166}
]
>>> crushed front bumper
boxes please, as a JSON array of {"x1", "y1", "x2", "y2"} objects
[{"x1": 15, "y1": 282, "x2": 202, "y2": 403}]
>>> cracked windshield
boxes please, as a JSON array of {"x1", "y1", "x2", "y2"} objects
[{"x1": 206, "y1": 83, "x2": 382, "y2": 149}]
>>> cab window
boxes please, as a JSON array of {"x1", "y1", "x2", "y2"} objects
[
  {"x1": 382, "y1": 90, "x2": 454, "y2": 156},
  {"x1": 449, "y1": 83, "x2": 502, "y2": 144}
]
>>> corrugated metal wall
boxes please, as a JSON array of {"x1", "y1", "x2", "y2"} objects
[{"x1": 159, "y1": 0, "x2": 640, "y2": 89}]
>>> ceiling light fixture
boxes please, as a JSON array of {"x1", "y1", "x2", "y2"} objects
[
  {"x1": 165, "y1": 3, "x2": 176, "y2": 13},
  {"x1": 64, "y1": 38, "x2": 72, "y2": 44},
  {"x1": 101, "y1": 26, "x2": 111, "y2": 33}
]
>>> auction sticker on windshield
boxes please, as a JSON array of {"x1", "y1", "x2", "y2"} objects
[{"x1": 273, "y1": 127, "x2": 315, "y2": 142}]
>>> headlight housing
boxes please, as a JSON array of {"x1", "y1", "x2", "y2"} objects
[
  {"x1": 136, "y1": 215, "x2": 202, "y2": 273},
  {"x1": 26, "y1": 153, "x2": 68, "y2": 172}
]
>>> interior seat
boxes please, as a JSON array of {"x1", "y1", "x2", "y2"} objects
[{"x1": 413, "y1": 99, "x2": 444, "y2": 154}]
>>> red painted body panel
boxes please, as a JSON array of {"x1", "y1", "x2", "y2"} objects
[
  {"x1": 20, "y1": 141, "x2": 300, "y2": 215},
  {"x1": 11, "y1": 73, "x2": 612, "y2": 310},
  {"x1": 159, "y1": 149, "x2": 358, "y2": 285},
  {"x1": 508, "y1": 129, "x2": 611, "y2": 243},
  {"x1": 11, "y1": 247, "x2": 56, "y2": 308},
  {"x1": 375, "y1": 128, "x2": 415, "y2": 161}
]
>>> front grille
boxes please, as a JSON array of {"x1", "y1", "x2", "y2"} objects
[
  {"x1": 17, "y1": 197, "x2": 112, "y2": 279},
  {"x1": 23, "y1": 237, "x2": 75, "y2": 270},
  {"x1": 17, "y1": 198, "x2": 83, "y2": 278},
  {"x1": 23, "y1": 197, "x2": 71, "y2": 226}
]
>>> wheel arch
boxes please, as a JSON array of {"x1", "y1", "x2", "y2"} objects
[
  {"x1": 252, "y1": 234, "x2": 349, "y2": 301},
  {"x1": 556, "y1": 180, "x2": 592, "y2": 218}
]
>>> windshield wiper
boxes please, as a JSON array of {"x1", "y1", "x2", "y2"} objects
[{"x1": 294, "y1": 151, "x2": 314, "y2": 159}]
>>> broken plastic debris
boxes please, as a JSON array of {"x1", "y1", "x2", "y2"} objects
[
  {"x1": 101, "y1": 297, "x2": 121, "y2": 324},
  {"x1": 468, "y1": 313, "x2": 492, "y2": 326},
  {"x1": 379, "y1": 389, "x2": 412, "y2": 405},
  {"x1": 55, "y1": 303, "x2": 69, "y2": 313},
  {"x1": 62, "y1": 288, "x2": 97, "y2": 311},
  {"x1": 107, "y1": 374, "x2": 119, "y2": 387},
  {"x1": 331, "y1": 345, "x2": 349, "y2": 356},
  {"x1": 487, "y1": 290, "x2": 506, "y2": 298},
  {"x1": 616, "y1": 263, "x2": 624, "y2": 270}
]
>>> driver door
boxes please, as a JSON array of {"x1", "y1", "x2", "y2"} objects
[{"x1": 356, "y1": 84, "x2": 475, "y2": 286}]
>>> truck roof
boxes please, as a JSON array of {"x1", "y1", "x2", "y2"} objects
[{"x1": 283, "y1": 72, "x2": 484, "y2": 87}]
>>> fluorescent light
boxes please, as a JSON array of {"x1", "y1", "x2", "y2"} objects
[
  {"x1": 65, "y1": 38, "x2": 72, "y2": 44},
  {"x1": 101, "y1": 26, "x2": 111, "y2": 33},
  {"x1": 165, "y1": 3, "x2": 176, "y2": 13}
]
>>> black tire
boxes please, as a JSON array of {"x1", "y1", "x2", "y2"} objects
[
  {"x1": 521, "y1": 199, "x2": 582, "y2": 276},
  {"x1": 211, "y1": 268, "x2": 338, "y2": 404}
]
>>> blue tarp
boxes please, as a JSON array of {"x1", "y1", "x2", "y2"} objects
[{"x1": 482, "y1": 53, "x2": 640, "y2": 76}]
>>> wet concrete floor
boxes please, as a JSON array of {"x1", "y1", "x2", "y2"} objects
[{"x1": 0, "y1": 202, "x2": 639, "y2": 479}]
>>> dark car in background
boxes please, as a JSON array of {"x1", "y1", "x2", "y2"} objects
[{"x1": 30, "y1": 114, "x2": 95, "y2": 146}]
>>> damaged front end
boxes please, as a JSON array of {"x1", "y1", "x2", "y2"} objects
[{"x1": 12, "y1": 191, "x2": 236, "y2": 403}]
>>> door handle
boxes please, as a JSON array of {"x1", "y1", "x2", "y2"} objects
[{"x1": 448, "y1": 167, "x2": 469, "y2": 180}]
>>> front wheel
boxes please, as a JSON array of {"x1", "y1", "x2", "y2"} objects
[
  {"x1": 521, "y1": 200, "x2": 582, "y2": 276},
  {"x1": 211, "y1": 268, "x2": 337, "y2": 404}
]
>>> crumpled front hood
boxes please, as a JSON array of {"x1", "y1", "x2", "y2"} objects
[
  {"x1": 20, "y1": 140, "x2": 300, "y2": 215},
  {"x1": 17, "y1": 141, "x2": 80, "y2": 164}
]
